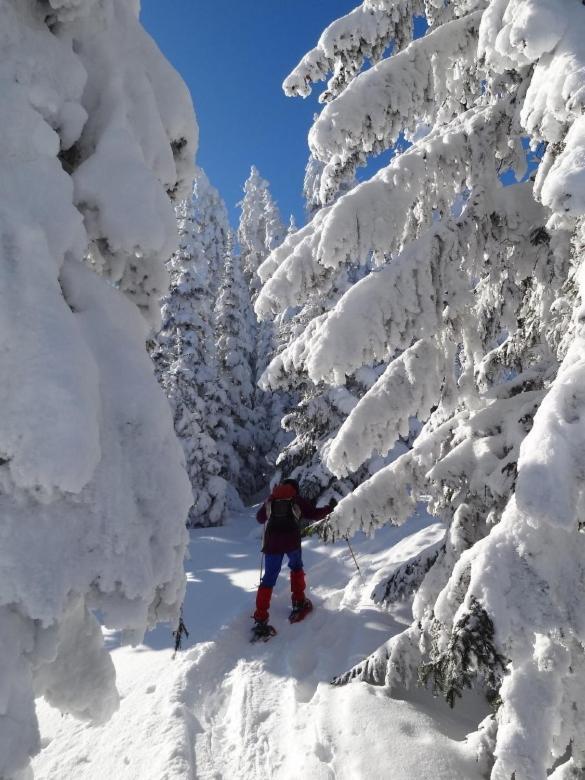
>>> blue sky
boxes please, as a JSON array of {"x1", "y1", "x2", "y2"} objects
[{"x1": 141, "y1": 1, "x2": 358, "y2": 227}]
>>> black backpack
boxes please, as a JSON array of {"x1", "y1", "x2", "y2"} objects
[{"x1": 266, "y1": 498, "x2": 302, "y2": 534}]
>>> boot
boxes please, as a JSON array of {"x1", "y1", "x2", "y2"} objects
[{"x1": 251, "y1": 619, "x2": 276, "y2": 641}]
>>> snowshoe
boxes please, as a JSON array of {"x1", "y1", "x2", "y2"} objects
[
  {"x1": 251, "y1": 620, "x2": 277, "y2": 643},
  {"x1": 289, "y1": 598, "x2": 313, "y2": 624}
]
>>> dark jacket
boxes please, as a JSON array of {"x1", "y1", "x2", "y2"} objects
[{"x1": 257, "y1": 485, "x2": 331, "y2": 554}]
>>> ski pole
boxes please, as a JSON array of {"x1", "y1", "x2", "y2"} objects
[{"x1": 344, "y1": 535, "x2": 366, "y2": 586}]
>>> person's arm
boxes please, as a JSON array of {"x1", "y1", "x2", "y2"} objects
[
  {"x1": 297, "y1": 496, "x2": 332, "y2": 521},
  {"x1": 257, "y1": 503, "x2": 267, "y2": 524}
]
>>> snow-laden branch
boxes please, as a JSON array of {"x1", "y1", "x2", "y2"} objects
[
  {"x1": 283, "y1": 1, "x2": 420, "y2": 102},
  {"x1": 259, "y1": 314, "x2": 328, "y2": 391},
  {"x1": 303, "y1": 183, "x2": 548, "y2": 386},
  {"x1": 321, "y1": 450, "x2": 422, "y2": 540},
  {"x1": 255, "y1": 209, "x2": 336, "y2": 320},
  {"x1": 325, "y1": 340, "x2": 443, "y2": 476},
  {"x1": 314, "y1": 103, "x2": 511, "y2": 269},
  {"x1": 257, "y1": 217, "x2": 319, "y2": 286},
  {"x1": 481, "y1": 0, "x2": 585, "y2": 229},
  {"x1": 256, "y1": 102, "x2": 510, "y2": 324},
  {"x1": 327, "y1": 368, "x2": 545, "y2": 540},
  {"x1": 309, "y1": 10, "x2": 483, "y2": 185}
]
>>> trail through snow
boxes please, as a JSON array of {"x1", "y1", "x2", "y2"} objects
[{"x1": 33, "y1": 507, "x2": 487, "y2": 779}]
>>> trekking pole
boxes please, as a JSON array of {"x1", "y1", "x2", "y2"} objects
[{"x1": 344, "y1": 535, "x2": 366, "y2": 586}]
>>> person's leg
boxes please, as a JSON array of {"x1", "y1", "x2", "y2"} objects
[
  {"x1": 287, "y1": 549, "x2": 306, "y2": 606},
  {"x1": 254, "y1": 553, "x2": 284, "y2": 622}
]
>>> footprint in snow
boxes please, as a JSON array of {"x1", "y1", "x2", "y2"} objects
[{"x1": 314, "y1": 740, "x2": 334, "y2": 764}]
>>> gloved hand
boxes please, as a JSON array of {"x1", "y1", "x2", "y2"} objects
[
  {"x1": 302, "y1": 520, "x2": 321, "y2": 538},
  {"x1": 328, "y1": 498, "x2": 338, "y2": 511}
]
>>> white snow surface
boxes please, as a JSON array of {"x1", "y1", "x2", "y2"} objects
[{"x1": 32, "y1": 507, "x2": 487, "y2": 780}]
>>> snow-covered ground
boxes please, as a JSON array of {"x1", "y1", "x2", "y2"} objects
[{"x1": 33, "y1": 507, "x2": 487, "y2": 779}]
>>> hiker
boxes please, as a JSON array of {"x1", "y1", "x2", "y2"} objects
[{"x1": 252, "y1": 478, "x2": 336, "y2": 637}]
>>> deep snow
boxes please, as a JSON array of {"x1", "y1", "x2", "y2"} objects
[{"x1": 33, "y1": 507, "x2": 488, "y2": 779}]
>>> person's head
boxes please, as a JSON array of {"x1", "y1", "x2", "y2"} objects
[{"x1": 282, "y1": 478, "x2": 300, "y2": 495}]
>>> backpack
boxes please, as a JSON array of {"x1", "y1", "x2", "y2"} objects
[{"x1": 266, "y1": 497, "x2": 302, "y2": 534}]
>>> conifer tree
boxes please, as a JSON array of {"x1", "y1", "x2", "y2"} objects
[
  {"x1": 237, "y1": 166, "x2": 289, "y2": 480},
  {"x1": 152, "y1": 172, "x2": 228, "y2": 527},
  {"x1": 258, "y1": 152, "x2": 378, "y2": 504},
  {"x1": 215, "y1": 241, "x2": 260, "y2": 498},
  {"x1": 238, "y1": 166, "x2": 286, "y2": 300},
  {"x1": 256, "y1": 2, "x2": 585, "y2": 776},
  {"x1": 193, "y1": 168, "x2": 231, "y2": 302},
  {"x1": 260, "y1": 259, "x2": 385, "y2": 503}
]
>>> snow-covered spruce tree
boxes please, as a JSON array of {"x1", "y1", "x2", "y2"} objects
[
  {"x1": 237, "y1": 166, "x2": 290, "y2": 477},
  {"x1": 151, "y1": 173, "x2": 228, "y2": 527},
  {"x1": 0, "y1": 0, "x2": 196, "y2": 776},
  {"x1": 259, "y1": 259, "x2": 392, "y2": 503},
  {"x1": 193, "y1": 167, "x2": 231, "y2": 302},
  {"x1": 215, "y1": 241, "x2": 261, "y2": 499},
  {"x1": 238, "y1": 165, "x2": 286, "y2": 299},
  {"x1": 257, "y1": 2, "x2": 585, "y2": 777},
  {"x1": 189, "y1": 168, "x2": 243, "y2": 490},
  {"x1": 257, "y1": 152, "x2": 383, "y2": 505}
]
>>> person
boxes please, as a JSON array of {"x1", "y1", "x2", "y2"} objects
[{"x1": 252, "y1": 478, "x2": 336, "y2": 637}]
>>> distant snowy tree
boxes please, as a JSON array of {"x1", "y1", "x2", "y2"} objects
[
  {"x1": 215, "y1": 242, "x2": 260, "y2": 498},
  {"x1": 193, "y1": 168, "x2": 231, "y2": 302},
  {"x1": 238, "y1": 165, "x2": 286, "y2": 300},
  {"x1": 0, "y1": 0, "x2": 196, "y2": 775},
  {"x1": 258, "y1": 153, "x2": 375, "y2": 504},
  {"x1": 256, "y1": 1, "x2": 585, "y2": 777},
  {"x1": 260, "y1": 259, "x2": 387, "y2": 503},
  {"x1": 152, "y1": 174, "x2": 229, "y2": 527},
  {"x1": 237, "y1": 166, "x2": 289, "y2": 481}
]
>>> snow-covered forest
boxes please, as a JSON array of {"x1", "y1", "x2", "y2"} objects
[{"x1": 4, "y1": 0, "x2": 585, "y2": 778}]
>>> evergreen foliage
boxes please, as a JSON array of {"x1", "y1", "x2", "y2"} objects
[
  {"x1": 192, "y1": 168, "x2": 231, "y2": 302},
  {"x1": 215, "y1": 243, "x2": 260, "y2": 498},
  {"x1": 256, "y1": 1, "x2": 585, "y2": 775},
  {"x1": 152, "y1": 173, "x2": 229, "y2": 527},
  {"x1": 419, "y1": 597, "x2": 507, "y2": 708},
  {"x1": 258, "y1": 168, "x2": 393, "y2": 504},
  {"x1": 237, "y1": 166, "x2": 289, "y2": 481},
  {"x1": 372, "y1": 541, "x2": 444, "y2": 606}
]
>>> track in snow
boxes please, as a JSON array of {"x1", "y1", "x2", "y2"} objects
[{"x1": 33, "y1": 507, "x2": 486, "y2": 780}]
